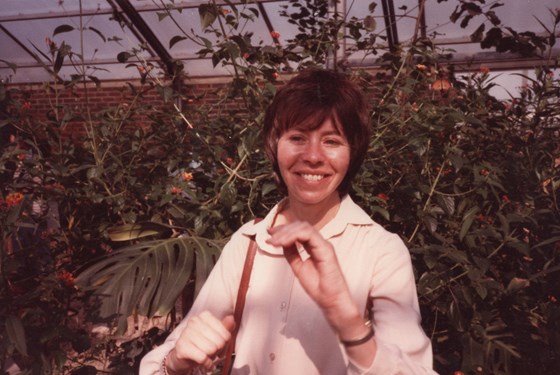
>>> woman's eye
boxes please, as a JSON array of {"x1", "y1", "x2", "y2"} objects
[
  {"x1": 288, "y1": 134, "x2": 305, "y2": 143},
  {"x1": 324, "y1": 138, "x2": 343, "y2": 146}
]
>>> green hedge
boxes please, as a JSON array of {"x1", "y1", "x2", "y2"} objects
[{"x1": 1, "y1": 2, "x2": 559, "y2": 374}]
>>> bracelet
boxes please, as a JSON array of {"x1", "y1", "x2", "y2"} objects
[
  {"x1": 162, "y1": 350, "x2": 196, "y2": 375},
  {"x1": 340, "y1": 320, "x2": 374, "y2": 347},
  {"x1": 161, "y1": 352, "x2": 170, "y2": 375}
]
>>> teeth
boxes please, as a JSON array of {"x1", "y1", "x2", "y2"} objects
[{"x1": 301, "y1": 174, "x2": 324, "y2": 181}]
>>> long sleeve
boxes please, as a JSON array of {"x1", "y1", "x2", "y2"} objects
[
  {"x1": 139, "y1": 229, "x2": 252, "y2": 375},
  {"x1": 343, "y1": 229, "x2": 436, "y2": 374}
]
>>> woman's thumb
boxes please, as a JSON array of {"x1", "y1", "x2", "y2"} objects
[{"x1": 222, "y1": 315, "x2": 236, "y2": 333}]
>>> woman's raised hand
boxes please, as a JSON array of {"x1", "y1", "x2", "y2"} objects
[
  {"x1": 266, "y1": 221, "x2": 377, "y2": 367},
  {"x1": 266, "y1": 221, "x2": 360, "y2": 323}
]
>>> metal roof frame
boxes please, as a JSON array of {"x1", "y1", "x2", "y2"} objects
[{"x1": 1, "y1": 0, "x2": 558, "y2": 85}]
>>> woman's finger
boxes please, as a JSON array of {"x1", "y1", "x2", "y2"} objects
[
  {"x1": 267, "y1": 221, "x2": 325, "y2": 249},
  {"x1": 283, "y1": 243, "x2": 303, "y2": 271}
]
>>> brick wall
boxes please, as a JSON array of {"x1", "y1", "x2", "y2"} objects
[{"x1": 5, "y1": 77, "x2": 233, "y2": 140}]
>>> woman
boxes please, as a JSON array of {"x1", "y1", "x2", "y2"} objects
[{"x1": 140, "y1": 69, "x2": 437, "y2": 374}]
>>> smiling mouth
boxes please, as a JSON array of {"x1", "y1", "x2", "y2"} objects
[{"x1": 300, "y1": 173, "x2": 326, "y2": 181}]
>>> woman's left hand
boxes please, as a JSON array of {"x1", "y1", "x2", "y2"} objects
[
  {"x1": 267, "y1": 221, "x2": 378, "y2": 367},
  {"x1": 266, "y1": 221, "x2": 359, "y2": 323}
]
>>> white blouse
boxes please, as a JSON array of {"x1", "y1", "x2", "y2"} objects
[{"x1": 140, "y1": 195, "x2": 437, "y2": 374}]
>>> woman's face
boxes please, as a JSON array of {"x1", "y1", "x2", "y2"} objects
[{"x1": 276, "y1": 118, "x2": 350, "y2": 208}]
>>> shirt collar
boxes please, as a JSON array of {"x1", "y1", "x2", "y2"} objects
[{"x1": 242, "y1": 195, "x2": 374, "y2": 255}]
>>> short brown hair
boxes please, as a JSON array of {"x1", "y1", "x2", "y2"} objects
[{"x1": 262, "y1": 69, "x2": 370, "y2": 195}]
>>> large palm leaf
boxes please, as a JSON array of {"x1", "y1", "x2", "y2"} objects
[{"x1": 75, "y1": 226, "x2": 226, "y2": 334}]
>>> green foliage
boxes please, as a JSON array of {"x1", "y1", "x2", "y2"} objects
[
  {"x1": 76, "y1": 234, "x2": 225, "y2": 334},
  {"x1": 355, "y1": 61, "x2": 560, "y2": 374},
  {"x1": 1, "y1": 1, "x2": 559, "y2": 374}
]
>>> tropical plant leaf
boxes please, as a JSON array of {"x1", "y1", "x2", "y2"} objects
[
  {"x1": 75, "y1": 236, "x2": 226, "y2": 334},
  {"x1": 170, "y1": 35, "x2": 187, "y2": 49},
  {"x1": 107, "y1": 222, "x2": 173, "y2": 241},
  {"x1": 192, "y1": 236, "x2": 223, "y2": 296},
  {"x1": 5, "y1": 315, "x2": 27, "y2": 356},
  {"x1": 460, "y1": 206, "x2": 480, "y2": 241},
  {"x1": 53, "y1": 24, "x2": 74, "y2": 35},
  {"x1": 199, "y1": 4, "x2": 217, "y2": 30},
  {"x1": 437, "y1": 195, "x2": 455, "y2": 216},
  {"x1": 364, "y1": 15, "x2": 376, "y2": 31},
  {"x1": 87, "y1": 26, "x2": 106, "y2": 42}
]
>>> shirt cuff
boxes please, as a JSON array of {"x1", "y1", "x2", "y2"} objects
[{"x1": 347, "y1": 342, "x2": 399, "y2": 375}]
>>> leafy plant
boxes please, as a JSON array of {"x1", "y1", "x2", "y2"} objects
[
  {"x1": 1, "y1": 1, "x2": 559, "y2": 374},
  {"x1": 76, "y1": 227, "x2": 225, "y2": 334}
]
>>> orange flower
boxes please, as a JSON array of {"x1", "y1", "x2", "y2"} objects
[
  {"x1": 435, "y1": 166, "x2": 452, "y2": 176},
  {"x1": 101, "y1": 243, "x2": 113, "y2": 254},
  {"x1": 56, "y1": 270, "x2": 75, "y2": 288},
  {"x1": 270, "y1": 31, "x2": 281, "y2": 39},
  {"x1": 181, "y1": 172, "x2": 193, "y2": 182},
  {"x1": 477, "y1": 214, "x2": 493, "y2": 224},
  {"x1": 480, "y1": 66, "x2": 490, "y2": 74},
  {"x1": 377, "y1": 193, "x2": 388, "y2": 201},
  {"x1": 5, "y1": 192, "x2": 24, "y2": 207},
  {"x1": 170, "y1": 186, "x2": 182, "y2": 194},
  {"x1": 45, "y1": 37, "x2": 57, "y2": 50},
  {"x1": 272, "y1": 72, "x2": 279, "y2": 80},
  {"x1": 431, "y1": 79, "x2": 451, "y2": 91},
  {"x1": 415, "y1": 64, "x2": 427, "y2": 71}
]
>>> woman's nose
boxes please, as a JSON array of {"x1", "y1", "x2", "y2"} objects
[{"x1": 302, "y1": 140, "x2": 324, "y2": 163}]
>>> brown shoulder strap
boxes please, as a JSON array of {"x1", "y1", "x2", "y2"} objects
[{"x1": 221, "y1": 218, "x2": 262, "y2": 375}]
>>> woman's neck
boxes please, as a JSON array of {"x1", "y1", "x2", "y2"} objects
[{"x1": 279, "y1": 194, "x2": 342, "y2": 230}]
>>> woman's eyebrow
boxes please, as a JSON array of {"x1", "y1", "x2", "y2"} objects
[
  {"x1": 323, "y1": 129, "x2": 344, "y2": 135},
  {"x1": 318, "y1": 127, "x2": 347, "y2": 137}
]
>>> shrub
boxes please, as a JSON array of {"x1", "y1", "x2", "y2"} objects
[{"x1": 1, "y1": 1, "x2": 558, "y2": 374}]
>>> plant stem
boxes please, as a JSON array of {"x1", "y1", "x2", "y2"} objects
[{"x1": 408, "y1": 157, "x2": 446, "y2": 243}]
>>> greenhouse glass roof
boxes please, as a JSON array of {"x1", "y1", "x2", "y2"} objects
[{"x1": 1, "y1": 0, "x2": 559, "y2": 90}]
